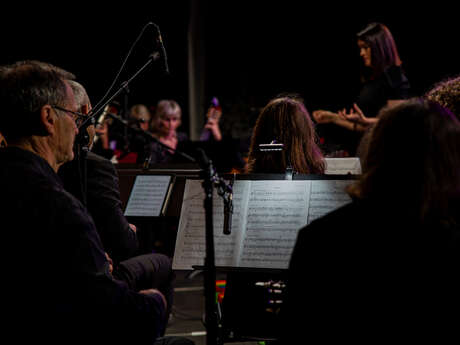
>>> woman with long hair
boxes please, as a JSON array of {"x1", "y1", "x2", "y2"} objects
[
  {"x1": 247, "y1": 95, "x2": 325, "y2": 174},
  {"x1": 313, "y1": 22, "x2": 411, "y2": 155}
]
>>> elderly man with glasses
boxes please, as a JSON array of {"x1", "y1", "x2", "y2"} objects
[{"x1": 0, "y1": 61, "x2": 194, "y2": 345}]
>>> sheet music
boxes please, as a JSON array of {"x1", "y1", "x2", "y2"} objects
[
  {"x1": 124, "y1": 175, "x2": 171, "y2": 217},
  {"x1": 307, "y1": 180, "x2": 352, "y2": 223},
  {"x1": 324, "y1": 157, "x2": 362, "y2": 175},
  {"x1": 239, "y1": 181, "x2": 310, "y2": 269},
  {"x1": 172, "y1": 179, "x2": 250, "y2": 270},
  {"x1": 173, "y1": 179, "x2": 353, "y2": 270}
]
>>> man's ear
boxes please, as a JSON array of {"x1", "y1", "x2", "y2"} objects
[{"x1": 39, "y1": 105, "x2": 56, "y2": 136}]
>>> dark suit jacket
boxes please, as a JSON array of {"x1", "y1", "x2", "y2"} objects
[
  {"x1": 59, "y1": 151, "x2": 139, "y2": 264},
  {"x1": 0, "y1": 147, "x2": 165, "y2": 345}
]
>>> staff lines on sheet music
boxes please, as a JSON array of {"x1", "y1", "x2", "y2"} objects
[
  {"x1": 127, "y1": 202, "x2": 163, "y2": 206},
  {"x1": 249, "y1": 191, "x2": 303, "y2": 200},
  {"x1": 242, "y1": 237, "x2": 295, "y2": 242},
  {"x1": 243, "y1": 251, "x2": 290, "y2": 257},
  {"x1": 247, "y1": 206, "x2": 305, "y2": 211},
  {"x1": 311, "y1": 190, "x2": 349, "y2": 194},
  {"x1": 308, "y1": 203, "x2": 349, "y2": 210},
  {"x1": 309, "y1": 197, "x2": 351, "y2": 202},
  {"x1": 182, "y1": 237, "x2": 234, "y2": 242},
  {"x1": 182, "y1": 247, "x2": 234, "y2": 253},
  {"x1": 249, "y1": 198, "x2": 305, "y2": 203},
  {"x1": 246, "y1": 220, "x2": 304, "y2": 226},
  {"x1": 241, "y1": 257, "x2": 289, "y2": 262},
  {"x1": 246, "y1": 212, "x2": 305, "y2": 218},
  {"x1": 173, "y1": 179, "x2": 353, "y2": 270},
  {"x1": 243, "y1": 244, "x2": 293, "y2": 250}
]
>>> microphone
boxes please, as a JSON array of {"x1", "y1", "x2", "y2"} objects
[
  {"x1": 223, "y1": 191, "x2": 233, "y2": 235},
  {"x1": 93, "y1": 104, "x2": 111, "y2": 144},
  {"x1": 152, "y1": 23, "x2": 169, "y2": 74}
]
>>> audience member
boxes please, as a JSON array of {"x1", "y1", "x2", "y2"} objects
[
  {"x1": 247, "y1": 94, "x2": 325, "y2": 174},
  {"x1": 312, "y1": 22, "x2": 411, "y2": 155},
  {"x1": 282, "y1": 98, "x2": 460, "y2": 343},
  {"x1": 0, "y1": 60, "x2": 193, "y2": 345}
]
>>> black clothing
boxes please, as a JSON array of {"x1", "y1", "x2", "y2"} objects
[
  {"x1": 139, "y1": 132, "x2": 246, "y2": 173},
  {"x1": 282, "y1": 199, "x2": 460, "y2": 343},
  {"x1": 137, "y1": 131, "x2": 189, "y2": 165},
  {"x1": 356, "y1": 65, "x2": 411, "y2": 118},
  {"x1": 59, "y1": 151, "x2": 138, "y2": 264},
  {"x1": 318, "y1": 65, "x2": 411, "y2": 156},
  {"x1": 0, "y1": 147, "x2": 166, "y2": 345},
  {"x1": 59, "y1": 151, "x2": 175, "y2": 325}
]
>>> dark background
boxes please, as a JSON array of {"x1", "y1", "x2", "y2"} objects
[{"x1": 1, "y1": 1, "x2": 459, "y2": 139}]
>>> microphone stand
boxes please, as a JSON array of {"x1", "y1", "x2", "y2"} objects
[
  {"x1": 80, "y1": 55, "x2": 158, "y2": 131},
  {"x1": 107, "y1": 119, "x2": 231, "y2": 345},
  {"x1": 73, "y1": 116, "x2": 95, "y2": 207},
  {"x1": 78, "y1": 39, "x2": 231, "y2": 345},
  {"x1": 72, "y1": 52, "x2": 160, "y2": 207},
  {"x1": 195, "y1": 149, "x2": 232, "y2": 345},
  {"x1": 104, "y1": 112, "x2": 197, "y2": 164}
]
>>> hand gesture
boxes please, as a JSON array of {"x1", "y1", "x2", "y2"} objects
[
  {"x1": 312, "y1": 110, "x2": 338, "y2": 124},
  {"x1": 204, "y1": 117, "x2": 222, "y2": 141},
  {"x1": 338, "y1": 103, "x2": 377, "y2": 127}
]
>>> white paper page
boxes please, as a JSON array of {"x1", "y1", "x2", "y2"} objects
[
  {"x1": 324, "y1": 157, "x2": 362, "y2": 175},
  {"x1": 172, "y1": 179, "x2": 249, "y2": 270},
  {"x1": 239, "y1": 181, "x2": 311, "y2": 269},
  {"x1": 124, "y1": 175, "x2": 171, "y2": 216},
  {"x1": 307, "y1": 180, "x2": 352, "y2": 224}
]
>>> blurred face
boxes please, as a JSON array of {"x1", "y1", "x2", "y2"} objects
[
  {"x1": 358, "y1": 39, "x2": 371, "y2": 67},
  {"x1": 158, "y1": 113, "x2": 181, "y2": 136},
  {"x1": 139, "y1": 118, "x2": 151, "y2": 131},
  {"x1": 79, "y1": 103, "x2": 95, "y2": 149}
]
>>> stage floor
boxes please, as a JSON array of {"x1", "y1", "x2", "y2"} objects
[{"x1": 166, "y1": 269, "x2": 268, "y2": 345}]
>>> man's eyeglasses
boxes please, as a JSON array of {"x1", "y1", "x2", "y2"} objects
[{"x1": 52, "y1": 105, "x2": 87, "y2": 127}]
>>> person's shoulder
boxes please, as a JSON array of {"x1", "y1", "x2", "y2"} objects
[
  {"x1": 298, "y1": 202, "x2": 357, "y2": 237},
  {"x1": 384, "y1": 65, "x2": 410, "y2": 89},
  {"x1": 87, "y1": 151, "x2": 111, "y2": 164},
  {"x1": 87, "y1": 151, "x2": 116, "y2": 170},
  {"x1": 298, "y1": 200, "x2": 379, "y2": 244}
]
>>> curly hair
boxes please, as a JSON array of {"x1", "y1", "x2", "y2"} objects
[{"x1": 425, "y1": 75, "x2": 460, "y2": 120}]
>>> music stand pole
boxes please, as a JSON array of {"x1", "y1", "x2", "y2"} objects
[{"x1": 196, "y1": 149, "x2": 224, "y2": 345}]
